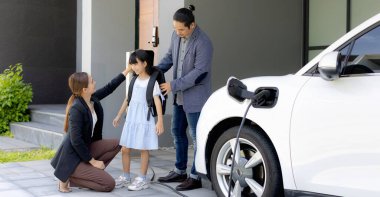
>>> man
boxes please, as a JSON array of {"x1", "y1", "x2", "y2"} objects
[{"x1": 156, "y1": 6, "x2": 213, "y2": 191}]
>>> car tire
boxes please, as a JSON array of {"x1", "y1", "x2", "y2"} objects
[{"x1": 210, "y1": 126, "x2": 283, "y2": 197}]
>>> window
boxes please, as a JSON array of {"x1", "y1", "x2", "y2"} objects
[
  {"x1": 304, "y1": 0, "x2": 380, "y2": 64},
  {"x1": 340, "y1": 25, "x2": 380, "y2": 75},
  {"x1": 306, "y1": 0, "x2": 346, "y2": 62}
]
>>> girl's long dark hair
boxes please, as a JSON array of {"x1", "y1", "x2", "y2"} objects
[
  {"x1": 129, "y1": 49, "x2": 155, "y2": 75},
  {"x1": 64, "y1": 72, "x2": 88, "y2": 133}
]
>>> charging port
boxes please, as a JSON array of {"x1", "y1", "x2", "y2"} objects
[{"x1": 252, "y1": 87, "x2": 279, "y2": 108}]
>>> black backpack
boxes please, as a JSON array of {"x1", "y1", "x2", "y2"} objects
[{"x1": 127, "y1": 68, "x2": 167, "y2": 121}]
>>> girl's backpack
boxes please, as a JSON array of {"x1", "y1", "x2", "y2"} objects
[{"x1": 127, "y1": 67, "x2": 167, "y2": 121}]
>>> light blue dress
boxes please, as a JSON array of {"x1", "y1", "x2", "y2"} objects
[{"x1": 119, "y1": 77, "x2": 160, "y2": 150}]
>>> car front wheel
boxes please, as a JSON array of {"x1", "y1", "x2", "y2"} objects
[{"x1": 210, "y1": 126, "x2": 283, "y2": 197}]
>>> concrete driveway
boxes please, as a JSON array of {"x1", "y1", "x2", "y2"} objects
[{"x1": 0, "y1": 137, "x2": 216, "y2": 197}]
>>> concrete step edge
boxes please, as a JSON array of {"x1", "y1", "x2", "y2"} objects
[
  {"x1": 11, "y1": 123, "x2": 64, "y2": 149},
  {"x1": 11, "y1": 123, "x2": 64, "y2": 137},
  {"x1": 31, "y1": 110, "x2": 65, "y2": 117}
]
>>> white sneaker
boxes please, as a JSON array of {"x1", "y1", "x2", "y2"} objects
[
  {"x1": 115, "y1": 176, "x2": 131, "y2": 188},
  {"x1": 127, "y1": 177, "x2": 149, "y2": 191}
]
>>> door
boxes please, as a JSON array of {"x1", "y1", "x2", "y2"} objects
[
  {"x1": 139, "y1": 0, "x2": 159, "y2": 65},
  {"x1": 291, "y1": 24, "x2": 380, "y2": 196}
]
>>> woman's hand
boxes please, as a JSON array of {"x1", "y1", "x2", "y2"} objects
[
  {"x1": 122, "y1": 64, "x2": 133, "y2": 76},
  {"x1": 113, "y1": 116, "x2": 121, "y2": 128},
  {"x1": 155, "y1": 120, "x2": 164, "y2": 136},
  {"x1": 89, "y1": 158, "x2": 105, "y2": 170}
]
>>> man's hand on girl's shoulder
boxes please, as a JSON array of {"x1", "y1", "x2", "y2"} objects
[{"x1": 160, "y1": 82, "x2": 171, "y2": 96}]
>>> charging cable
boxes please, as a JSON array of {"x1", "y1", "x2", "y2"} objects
[
  {"x1": 227, "y1": 88, "x2": 270, "y2": 197},
  {"x1": 227, "y1": 101, "x2": 252, "y2": 197},
  {"x1": 149, "y1": 167, "x2": 189, "y2": 197},
  {"x1": 148, "y1": 78, "x2": 269, "y2": 197}
]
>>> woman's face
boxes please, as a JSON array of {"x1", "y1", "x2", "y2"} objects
[
  {"x1": 131, "y1": 58, "x2": 146, "y2": 75},
  {"x1": 85, "y1": 75, "x2": 96, "y2": 95}
]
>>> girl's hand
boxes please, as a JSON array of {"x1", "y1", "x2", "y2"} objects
[
  {"x1": 113, "y1": 116, "x2": 120, "y2": 128},
  {"x1": 89, "y1": 158, "x2": 105, "y2": 170},
  {"x1": 155, "y1": 121, "x2": 164, "y2": 136}
]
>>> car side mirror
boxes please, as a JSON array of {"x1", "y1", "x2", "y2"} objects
[{"x1": 318, "y1": 51, "x2": 342, "y2": 81}]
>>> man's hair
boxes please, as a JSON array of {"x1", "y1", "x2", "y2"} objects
[{"x1": 173, "y1": 5, "x2": 195, "y2": 28}]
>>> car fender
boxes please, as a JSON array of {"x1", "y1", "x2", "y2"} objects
[{"x1": 195, "y1": 74, "x2": 311, "y2": 190}]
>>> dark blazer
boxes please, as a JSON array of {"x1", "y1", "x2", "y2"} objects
[
  {"x1": 51, "y1": 73, "x2": 126, "y2": 182},
  {"x1": 156, "y1": 26, "x2": 213, "y2": 113}
]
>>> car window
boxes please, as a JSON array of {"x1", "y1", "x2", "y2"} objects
[
  {"x1": 341, "y1": 25, "x2": 380, "y2": 75},
  {"x1": 339, "y1": 44, "x2": 350, "y2": 65}
]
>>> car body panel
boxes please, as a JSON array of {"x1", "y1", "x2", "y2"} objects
[
  {"x1": 291, "y1": 74, "x2": 380, "y2": 196},
  {"x1": 195, "y1": 12, "x2": 380, "y2": 196}
]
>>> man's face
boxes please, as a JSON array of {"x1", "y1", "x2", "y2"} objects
[{"x1": 173, "y1": 21, "x2": 194, "y2": 38}]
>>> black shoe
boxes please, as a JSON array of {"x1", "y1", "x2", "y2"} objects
[
  {"x1": 175, "y1": 177, "x2": 202, "y2": 191},
  {"x1": 158, "y1": 171, "x2": 187, "y2": 183}
]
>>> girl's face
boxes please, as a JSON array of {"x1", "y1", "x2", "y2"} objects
[{"x1": 131, "y1": 58, "x2": 147, "y2": 75}]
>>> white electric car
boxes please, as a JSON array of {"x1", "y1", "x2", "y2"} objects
[{"x1": 195, "y1": 13, "x2": 380, "y2": 197}]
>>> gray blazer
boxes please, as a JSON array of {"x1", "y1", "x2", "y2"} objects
[{"x1": 157, "y1": 26, "x2": 213, "y2": 113}]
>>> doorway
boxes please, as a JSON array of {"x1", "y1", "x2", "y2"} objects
[{"x1": 138, "y1": 0, "x2": 159, "y2": 65}]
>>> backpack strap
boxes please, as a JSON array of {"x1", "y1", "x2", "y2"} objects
[
  {"x1": 146, "y1": 70, "x2": 159, "y2": 121},
  {"x1": 127, "y1": 75, "x2": 138, "y2": 106}
]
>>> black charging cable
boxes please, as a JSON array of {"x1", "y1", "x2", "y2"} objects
[
  {"x1": 227, "y1": 101, "x2": 252, "y2": 197},
  {"x1": 149, "y1": 167, "x2": 189, "y2": 197},
  {"x1": 227, "y1": 89, "x2": 270, "y2": 197}
]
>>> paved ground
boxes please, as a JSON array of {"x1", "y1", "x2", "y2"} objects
[
  {"x1": 0, "y1": 137, "x2": 216, "y2": 197},
  {"x1": 0, "y1": 137, "x2": 39, "y2": 152}
]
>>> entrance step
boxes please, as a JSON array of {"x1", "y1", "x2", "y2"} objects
[
  {"x1": 10, "y1": 122, "x2": 64, "y2": 149},
  {"x1": 29, "y1": 104, "x2": 66, "y2": 127},
  {"x1": 10, "y1": 104, "x2": 66, "y2": 149}
]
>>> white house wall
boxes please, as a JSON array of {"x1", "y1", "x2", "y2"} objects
[{"x1": 77, "y1": 0, "x2": 135, "y2": 139}]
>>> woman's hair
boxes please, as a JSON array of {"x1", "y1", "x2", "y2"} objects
[
  {"x1": 63, "y1": 72, "x2": 89, "y2": 132},
  {"x1": 173, "y1": 5, "x2": 195, "y2": 28},
  {"x1": 129, "y1": 49, "x2": 155, "y2": 75}
]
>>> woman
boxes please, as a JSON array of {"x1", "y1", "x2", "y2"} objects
[{"x1": 51, "y1": 66, "x2": 131, "y2": 192}]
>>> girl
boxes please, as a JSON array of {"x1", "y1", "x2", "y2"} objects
[{"x1": 113, "y1": 49, "x2": 164, "y2": 191}]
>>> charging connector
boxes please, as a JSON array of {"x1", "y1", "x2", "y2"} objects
[{"x1": 226, "y1": 77, "x2": 277, "y2": 197}]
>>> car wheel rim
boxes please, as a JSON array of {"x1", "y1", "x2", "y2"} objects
[{"x1": 216, "y1": 138, "x2": 266, "y2": 197}]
